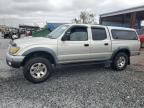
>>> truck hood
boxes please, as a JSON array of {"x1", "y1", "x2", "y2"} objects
[{"x1": 14, "y1": 37, "x2": 57, "y2": 47}]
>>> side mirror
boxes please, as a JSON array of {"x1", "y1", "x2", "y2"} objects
[
  {"x1": 61, "y1": 32, "x2": 70, "y2": 41},
  {"x1": 62, "y1": 35, "x2": 67, "y2": 41}
]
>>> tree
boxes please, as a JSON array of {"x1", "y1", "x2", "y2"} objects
[{"x1": 72, "y1": 11, "x2": 97, "y2": 24}]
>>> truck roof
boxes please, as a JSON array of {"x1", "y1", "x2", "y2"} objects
[
  {"x1": 65, "y1": 24, "x2": 136, "y2": 31},
  {"x1": 107, "y1": 26, "x2": 136, "y2": 31},
  {"x1": 66, "y1": 24, "x2": 105, "y2": 27}
]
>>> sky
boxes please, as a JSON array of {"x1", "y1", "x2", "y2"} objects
[{"x1": 0, "y1": 0, "x2": 144, "y2": 27}]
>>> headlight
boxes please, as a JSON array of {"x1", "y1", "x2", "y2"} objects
[{"x1": 9, "y1": 46, "x2": 20, "y2": 55}]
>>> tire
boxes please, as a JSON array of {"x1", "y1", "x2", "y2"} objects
[
  {"x1": 111, "y1": 52, "x2": 128, "y2": 71},
  {"x1": 23, "y1": 57, "x2": 53, "y2": 83}
]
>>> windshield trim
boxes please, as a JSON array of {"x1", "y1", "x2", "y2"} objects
[{"x1": 47, "y1": 25, "x2": 69, "y2": 39}]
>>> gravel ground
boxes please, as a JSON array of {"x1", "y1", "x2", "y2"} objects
[{"x1": 0, "y1": 38, "x2": 144, "y2": 108}]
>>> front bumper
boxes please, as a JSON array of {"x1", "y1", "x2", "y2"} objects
[{"x1": 6, "y1": 53, "x2": 25, "y2": 68}]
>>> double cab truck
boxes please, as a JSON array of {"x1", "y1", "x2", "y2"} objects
[{"x1": 6, "y1": 24, "x2": 140, "y2": 83}]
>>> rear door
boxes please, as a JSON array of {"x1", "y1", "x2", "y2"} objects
[{"x1": 89, "y1": 26, "x2": 112, "y2": 60}]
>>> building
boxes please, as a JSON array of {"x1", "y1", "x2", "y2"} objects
[
  {"x1": 100, "y1": 5, "x2": 144, "y2": 29},
  {"x1": 19, "y1": 25, "x2": 40, "y2": 31},
  {"x1": 47, "y1": 23, "x2": 66, "y2": 31},
  {"x1": 0, "y1": 25, "x2": 18, "y2": 32}
]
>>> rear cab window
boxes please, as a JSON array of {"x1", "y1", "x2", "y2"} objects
[{"x1": 111, "y1": 29, "x2": 138, "y2": 40}]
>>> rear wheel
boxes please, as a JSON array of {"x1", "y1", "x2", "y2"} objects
[
  {"x1": 111, "y1": 52, "x2": 128, "y2": 71},
  {"x1": 23, "y1": 57, "x2": 52, "y2": 83}
]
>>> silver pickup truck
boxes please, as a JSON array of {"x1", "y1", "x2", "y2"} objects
[{"x1": 6, "y1": 24, "x2": 140, "y2": 83}]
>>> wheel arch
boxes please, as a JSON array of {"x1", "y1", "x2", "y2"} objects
[
  {"x1": 111, "y1": 48, "x2": 130, "y2": 65},
  {"x1": 22, "y1": 47, "x2": 58, "y2": 66}
]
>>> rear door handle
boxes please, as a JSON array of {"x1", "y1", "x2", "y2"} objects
[
  {"x1": 104, "y1": 43, "x2": 109, "y2": 46},
  {"x1": 84, "y1": 44, "x2": 89, "y2": 47}
]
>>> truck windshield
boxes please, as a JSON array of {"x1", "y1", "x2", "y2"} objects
[{"x1": 47, "y1": 25, "x2": 69, "y2": 39}]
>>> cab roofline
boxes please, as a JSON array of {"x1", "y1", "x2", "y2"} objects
[{"x1": 64, "y1": 24, "x2": 136, "y2": 31}]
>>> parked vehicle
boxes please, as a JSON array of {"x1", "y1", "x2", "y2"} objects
[
  {"x1": 137, "y1": 29, "x2": 144, "y2": 47},
  {"x1": 139, "y1": 34, "x2": 144, "y2": 47},
  {"x1": 3, "y1": 31, "x2": 12, "y2": 39},
  {"x1": 12, "y1": 34, "x2": 19, "y2": 40},
  {"x1": 6, "y1": 24, "x2": 141, "y2": 83},
  {"x1": 26, "y1": 30, "x2": 32, "y2": 36},
  {"x1": 3, "y1": 29, "x2": 20, "y2": 39}
]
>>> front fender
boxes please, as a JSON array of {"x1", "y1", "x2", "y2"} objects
[{"x1": 21, "y1": 47, "x2": 58, "y2": 63}]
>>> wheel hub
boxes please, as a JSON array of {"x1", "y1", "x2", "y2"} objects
[
  {"x1": 117, "y1": 56, "x2": 126, "y2": 68},
  {"x1": 30, "y1": 63, "x2": 47, "y2": 79}
]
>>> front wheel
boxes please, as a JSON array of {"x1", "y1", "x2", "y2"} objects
[
  {"x1": 23, "y1": 57, "x2": 53, "y2": 83},
  {"x1": 111, "y1": 52, "x2": 128, "y2": 71}
]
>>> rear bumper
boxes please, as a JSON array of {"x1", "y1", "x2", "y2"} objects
[{"x1": 6, "y1": 53, "x2": 25, "y2": 68}]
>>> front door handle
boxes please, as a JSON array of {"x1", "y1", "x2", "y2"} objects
[
  {"x1": 104, "y1": 43, "x2": 109, "y2": 46},
  {"x1": 84, "y1": 44, "x2": 89, "y2": 47}
]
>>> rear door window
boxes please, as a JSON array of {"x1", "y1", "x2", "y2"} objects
[
  {"x1": 91, "y1": 27, "x2": 107, "y2": 40},
  {"x1": 111, "y1": 30, "x2": 138, "y2": 40}
]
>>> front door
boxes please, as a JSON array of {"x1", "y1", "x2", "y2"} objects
[{"x1": 58, "y1": 26, "x2": 90, "y2": 63}]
